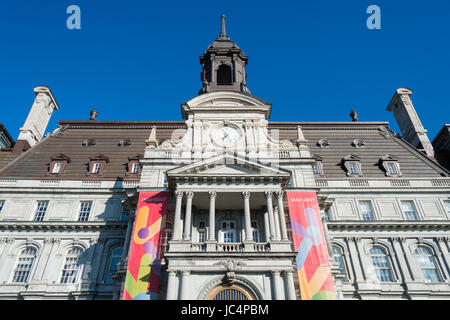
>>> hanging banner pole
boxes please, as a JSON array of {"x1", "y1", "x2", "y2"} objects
[
  {"x1": 122, "y1": 191, "x2": 169, "y2": 300},
  {"x1": 287, "y1": 191, "x2": 336, "y2": 300}
]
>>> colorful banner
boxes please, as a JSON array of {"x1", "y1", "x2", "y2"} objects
[
  {"x1": 287, "y1": 191, "x2": 336, "y2": 300},
  {"x1": 122, "y1": 191, "x2": 169, "y2": 300}
]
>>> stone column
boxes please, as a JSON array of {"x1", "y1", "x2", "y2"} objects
[
  {"x1": 172, "y1": 191, "x2": 184, "y2": 241},
  {"x1": 263, "y1": 209, "x2": 271, "y2": 242},
  {"x1": 183, "y1": 191, "x2": 194, "y2": 241},
  {"x1": 435, "y1": 237, "x2": 450, "y2": 281},
  {"x1": 208, "y1": 191, "x2": 217, "y2": 241},
  {"x1": 179, "y1": 271, "x2": 191, "y2": 300},
  {"x1": 242, "y1": 191, "x2": 253, "y2": 242},
  {"x1": 166, "y1": 271, "x2": 178, "y2": 300},
  {"x1": 391, "y1": 237, "x2": 413, "y2": 282},
  {"x1": 265, "y1": 191, "x2": 277, "y2": 240},
  {"x1": 121, "y1": 209, "x2": 136, "y2": 260},
  {"x1": 284, "y1": 271, "x2": 296, "y2": 300},
  {"x1": 276, "y1": 191, "x2": 289, "y2": 241},
  {"x1": 273, "y1": 207, "x2": 281, "y2": 241},
  {"x1": 272, "y1": 271, "x2": 283, "y2": 300}
]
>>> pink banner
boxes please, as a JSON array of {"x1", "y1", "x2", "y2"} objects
[
  {"x1": 287, "y1": 191, "x2": 336, "y2": 300},
  {"x1": 123, "y1": 191, "x2": 169, "y2": 300}
]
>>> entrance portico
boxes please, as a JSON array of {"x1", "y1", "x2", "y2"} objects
[{"x1": 163, "y1": 154, "x2": 297, "y2": 300}]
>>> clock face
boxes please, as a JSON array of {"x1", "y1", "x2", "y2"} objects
[{"x1": 212, "y1": 126, "x2": 240, "y2": 147}]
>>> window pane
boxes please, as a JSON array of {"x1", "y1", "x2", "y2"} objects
[
  {"x1": 349, "y1": 162, "x2": 359, "y2": 174},
  {"x1": 52, "y1": 162, "x2": 62, "y2": 174},
  {"x1": 415, "y1": 247, "x2": 441, "y2": 282},
  {"x1": 92, "y1": 163, "x2": 101, "y2": 174},
  {"x1": 60, "y1": 247, "x2": 83, "y2": 284},
  {"x1": 34, "y1": 201, "x2": 48, "y2": 221},
  {"x1": 369, "y1": 247, "x2": 393, "y2": 282},
  {"x1": 445, "y1": 201, "x2": 450, "y2": 214},
  {"x1": 131, "y1": 163, "x2": 139, "y2": 174},
  {"x1": 387, "y1": 162, "x2": 398, "y2": 174},
  {"x1": 78, "y1": 201, "x2": 92, "y2": 221},
  {"x1": 106, "y1": 247, "x2": 123, "y2": 284},
  {"x1": 401, "y1": 201, "x2": 418, "y2": 220},
  {"x1": 359, "y1": 201, "x2": 374, "y2": 221},
  {"x1": 332, "y1": 246, "x2": 348, "y2": 282},
  {"x1": 12, "y1": 247, "x2": 37, "y2": 283},
  {"x1": 0, "y1": 200, "x2": 4, "y2": 213}
]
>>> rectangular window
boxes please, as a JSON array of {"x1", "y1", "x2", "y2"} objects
[
  {"x1": 0, "y1": 200, "x2": 4, "y2": 214},
  {"x1": 198, "y1": 230, "x2": 205, "y2": 243},
  {"x1": 223, "y1": 231, "x2": 234, "y2": 243},
  {"x1": 92, "y1": 163, "x2": 101, "y2": 174},
  {"x1": 313, "y1": 162, "x2": 321, "y2": 174},
  {"x1": 387, "y1": 162, "x2": 398, "y2": 175},
  {"x1": 131, "y1": 163, "x2": 139, "y2": 174},
  {"x1": 34, "y1": 201, "x2": 49, "y2": 221},
  {"x1": 401, "y1": 201, "x2": 418, "y2": 221},
  {"x1": 78, "y1": 201, "x2": 92, "y2": 221},
  {"x1": 359, "y1": 201, "x2": 375, "y2": 221},
  {"x1": 349, "y1": 162, "x2": 359, "y2": 174},
  {"x1": 52, "y1": 162, "x2": 62, "y2": 174},
  {"x1": 445, "y1": 201, "x2": 450, "y2": 216}
]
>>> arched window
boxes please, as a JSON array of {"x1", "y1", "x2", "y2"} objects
[
  {"x1": 60, "y1": 247, "x2": 83, "y2": 284},
  {"x1": 106, "y1": 247, "x2": 123, "y2": 284},
  {"x1": 217, "y1": 64, "x2": 232, "y2": 85},
  {"x1": 11, "y1": 247, "x2": 37, "y2": 283},
  {"x1": 369, "y1": 247, "x2": 394, "y2": 282},
  {"x1": 414, "y1": 246, "x2": 442, "y2": 282},
  {"x1": 332, "y1": 245, "x2": 348, "y2": 282}
]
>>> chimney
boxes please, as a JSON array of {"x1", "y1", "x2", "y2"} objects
[
  {"x1": 387, "y1": 88, "x2": 434, "y2": 158},
  {"x1": 17, "y1": 86, "x2": 59, "y2": 148}
]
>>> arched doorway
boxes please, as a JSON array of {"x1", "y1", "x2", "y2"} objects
[{"x1": 205, "y1": 283, "x2": 256, "y2": 300}]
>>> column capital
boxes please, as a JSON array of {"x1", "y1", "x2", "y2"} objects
[
  {"x1": 275, "y1": 190, "x2": 284, "y2": 198},
  {"x1": 181, "y1": 270, "x2": 191, "y2": 276},
  {"x1": 271, "y1": 270, "x2": 281, "y2": 276},
  {"x1": 264, "y1": 191, "x2": 273, "y2": 198},
  {"x1": 185, "y1": 191, "x2": 194, "y2": 199},
  {"x1": 242, "y1": 191, "x2": 250, "y2": 199},
  {"x1": 208, "y1": 191, "x2": 217, "y2": 199},
  {"x1": 175, "y1": 190, "x2": 184, "y2": 198}
]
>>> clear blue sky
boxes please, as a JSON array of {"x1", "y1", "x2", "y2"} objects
[{"x1": 1, "y1": 0, "x2": 449, "y2": 140}]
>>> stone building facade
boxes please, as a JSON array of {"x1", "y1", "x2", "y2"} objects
[{"x1": 0, "y1": 16, "x2": 449, "y2": 300}]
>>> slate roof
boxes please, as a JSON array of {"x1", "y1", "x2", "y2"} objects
[{"x1": 0, "y1": 120, "x2": 448, "y2": 180}]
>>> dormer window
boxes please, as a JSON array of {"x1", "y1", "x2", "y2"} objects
[
  {"x1": 52, "y1": 162, "x2": 62, "y2": 174},
  {"x1": 88, "y1": 154, "x2": 109, "y2": 176},
  {"x1": 49, "y1": 154, "x2": 71, "y2": 176},
  {"x1": 131, "y1": 163, "x2": 139, "y2": 174},
  {"x1": 92, "y1": 163, "x2": 101, "y2": 174},
  {"x1": 127, "y1": 154, "x2": 143, "y2": 176},
  {"x1": 312, "y1": 155, "x2": 324, "y2": 175},
  {"x1": 379, "y1": 155, "x2": 401, "y2": 177},
  {"x1": 342, "y1": 154, "x2": 363, "y2": 177}
]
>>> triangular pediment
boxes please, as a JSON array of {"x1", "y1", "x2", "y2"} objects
[{"x1": 167, "y1": 153, "x2": 290, "y2": 178}]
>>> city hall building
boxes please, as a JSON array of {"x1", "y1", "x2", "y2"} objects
[{"x1": 0, "y1": 16, "x2": 449, "y2": 300}]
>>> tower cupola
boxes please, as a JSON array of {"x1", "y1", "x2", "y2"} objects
[{"x1": 199, "y1": 15, "x2": 250, "y2": 94}]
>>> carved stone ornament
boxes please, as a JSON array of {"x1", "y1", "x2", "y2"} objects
[
  {"x1": 160, "y1": 140, "x2": 176, "y2": 149},
  {"x1": 214, "y1": 258, "x2": 246, "y2": 272},
  {"x1": 352, "y1": 139, "x2": 366, "y2": 148},
  {"x1": 279, "y1": 139, "x2": 294, "y2": 149},
  {"x1": 317, "y1": 139, "x2": 330, "y2": 148}
]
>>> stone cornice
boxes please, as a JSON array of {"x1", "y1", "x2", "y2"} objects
[
  {"x1": 327, "y1": 220, "x2": 450, "y2": 232},
  {"x1": 0, "y1": 221, "x2": 128, "y2": 232}
]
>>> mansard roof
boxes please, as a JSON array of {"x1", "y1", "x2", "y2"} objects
[{"x1": 0, "y1": 120, "x2": 448, "y2": 180}]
